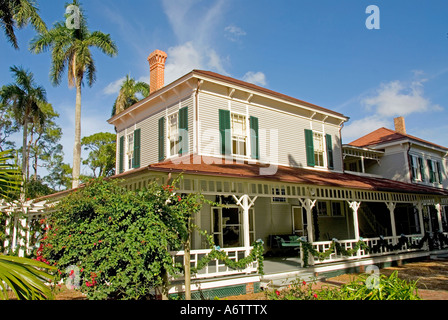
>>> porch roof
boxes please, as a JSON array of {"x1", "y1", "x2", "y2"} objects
[{"x1": 121, "y1": 155, "x2": 448, "y2": 197}]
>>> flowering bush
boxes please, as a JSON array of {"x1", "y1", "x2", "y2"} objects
[
  {"x1": 38, "y1": 177, "x2": 206, "y2": 300},
  {"x1": 266, "y1": 278, "x2": 319, "y2": 300}
]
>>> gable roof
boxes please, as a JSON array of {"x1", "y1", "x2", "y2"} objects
[
  {"x1": 349, "y1": 127, "x2": 448, "y2": 151},
  {"x1": 192, "y1": 70, "x2": 347, "y2": 120},
  {"x1": 109, "y1": 69, "x2": 348, "y2": 124}
]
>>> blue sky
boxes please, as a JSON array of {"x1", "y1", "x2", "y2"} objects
[{"x1": 1, "y1": 0, "x2": 447, "y2": 175}]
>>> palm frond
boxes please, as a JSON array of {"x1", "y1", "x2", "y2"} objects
[{"x1": 0, "y1": 255, "x2": 56, "y2": 300}]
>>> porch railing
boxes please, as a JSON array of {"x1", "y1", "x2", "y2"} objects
[
  {"x1": 170, "y1": 246, "x2": 258, "y2": 280},
  {"x1": 308, "y1": 234, "x2": 429, "y2": 265}
]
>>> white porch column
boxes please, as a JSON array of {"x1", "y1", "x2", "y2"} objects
[
  {"x1": 435, "y1": 203, "x2": 444, "y2": 233},
  {"x1": 3, "y1": 213, "x2": 12, "y2": 253},
  {"x1": 233, "y1": 194, "x2": 257, "y2": 256},
  {"x1": 298, "y1": 197, "x2": 317, "y2": 243},
  {"x1": 386, "y1": 202, "x2": 397, "y2": 239},
  {"x1": 18, "y1": 206, "x2": 28, "y2": 257},
  {"x1": 415, "y1": 201, "x2": 425, "y2": 237},
  {"x1": 347, "y1": 201, "x2": 362, "y2": 241}
]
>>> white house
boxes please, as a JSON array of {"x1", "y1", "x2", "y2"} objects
[{"x1": 3, "y1": 49, "x2": 448, "y2": 299}]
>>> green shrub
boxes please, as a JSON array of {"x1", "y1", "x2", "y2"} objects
[
  {"x1": 267, "y1": 271, "x2": 420, "y2": 300},
  {"x1": 266, "y1": 278, "x2": 319, "y2": 300},
  {"x1": 39, "y1": 177, "x2": 204, "y2": 300},
  {"x1": 318, "y1": 271, "x2": 421, "y2": 300}
]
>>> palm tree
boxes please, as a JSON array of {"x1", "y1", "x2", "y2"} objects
[
  {"x1": 0, "y1": 0, "x2": 46, "y2": 49},
  {"x1": 29, "y1": 0, "x2": 118, "y2": 189},
  {"x1": 111, "y1": 74, "x2": 150, "y2": 116},
  {"x1": 1, "y1": 65, "x2": 48, "y2": 194}
]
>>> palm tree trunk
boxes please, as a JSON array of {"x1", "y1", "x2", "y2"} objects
[{"x1": 72, "y1": 78, "x2": 82, "y2": 189}]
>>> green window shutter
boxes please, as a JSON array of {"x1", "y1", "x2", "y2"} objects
[
  {"x1": 428, "y1": 159, "x2": 435, "y2": 183},
  {"x1": 326, "y1": 134, "x2": 334, "y2": 169},
  {"x1": 178, "y1": 107, "x2": 188, "y2": 155},
  {"x1": 133, "y1": 129, "x2": 141, "y2": 168},
  {"x1": 437, "y1": 161, "x2": 443, "y2": 183},
  {"x1": 158, "y1": 117, "x2": 165, "y2": 161},
  {"x1": 119, "y1": 135, "x2": 124, "y2": 173},
  {"x1": 418, "y1": 157, "x2": 425, "y2": 182},
  {"x1": 305, "y1": 129, "x2": 315, "y2": 167},
  {"x1": 219, "y1": 109, "x2": 231, "y2": 155},
  {"x1": 250, "y1": 116, "x2": 259, "y2": 160}
]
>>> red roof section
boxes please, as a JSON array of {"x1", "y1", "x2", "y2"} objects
[
  {"x1": 138, "y1": 155, "x2": 448, "y2": 196},
  {"x1": 349, "y1": 127, "x2": 448, "y2": 151}
]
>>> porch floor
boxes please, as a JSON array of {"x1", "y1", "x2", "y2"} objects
[{"x1": 263, "y1": 256, "x2": 303, "y2": 275}]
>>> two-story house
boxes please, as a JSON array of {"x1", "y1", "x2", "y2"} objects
[
  {"x1": 342, "y1": 117, "x2": 448, "y2": 238},
  {"x1": 3, "y1": 49, "x2": 448, "y2": 299}
]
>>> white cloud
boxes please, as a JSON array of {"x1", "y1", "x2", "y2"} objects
[
  {"x1": 342, "y1": 115, "x2": 390, "y2": 142},
  {"x1": 362, "y1": 78, "x2": 442, "y2": 117},
  {"x1": 103, "y1": 77, "x2": 125, "y2": 95},
  {"x1": 342, "y1": 73, "x2": 443, "y2": 143},
  {"x1": 243, "y1": 71, "x2": 267, "y2": 86},
  {"x1": 224, "y1": 24, "x2": 246, "y2": 42}
]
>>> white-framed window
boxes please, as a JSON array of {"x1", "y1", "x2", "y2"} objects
[
  {"x1": 428, "y1": 159, "x2": 443, "y2": 184},
  {"x1": 410, "y1": 155, "x2": 424, "y2": 182},
  {"x1": 126, "y1": 132, "x2": 134, "y2": 170},
  {"x1": 231, "y1": 112, "x2": 248, "y2": 157},
  {"x1": 168, "y1": 112, "x2": 179, "y2": 156},
  {"x1": 313, "y1": 201, "x2": 345, "y2": 217},
  {"x1": 313, "y1": 132, "x2": 325, "y2": 167},
  {"x1": 272, "y1": 188, "x2": 287, "y2": 203}
]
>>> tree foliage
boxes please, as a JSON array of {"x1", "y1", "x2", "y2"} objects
[
  {"x1": 30, "y1": 0, "x2": 118, "y2": 189},
  {"x1": 111, "y1": 75, "x2": 149, "y2": 116},
  {"x1": 81, "y1": 132, "x2": 116, "y2": 178},
  {"x1": 0, "y1": 0, "x2": 47, "y2": 49}
]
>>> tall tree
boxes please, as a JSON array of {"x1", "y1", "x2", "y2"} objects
[
  {"x1": 111, "y1": 74, "x2": 149, "y2": 116},
  {"x1": 28, "y1": 102, "x2": 62, "y2": 180},
  {"x1": 81, "y1": 132, "x2": 115, "y2": 178},
  {"x1": 29, "y1": 0, "x2": 118, "y2": 189},
  {"x1": 0, "y1": 0, "x2": 46, "y2": 49},
  {"x1": 0, "y1": 65, "x2": 48, "y2": 195},
  {"x1": 0, "y1": 98, "x2": 19, "y2": 151}
]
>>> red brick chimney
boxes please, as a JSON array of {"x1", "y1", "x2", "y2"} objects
[
  {"x1": 394, "y1": 116, "x2": 406, "y2": 135},
  {"x1": 147, "y1": 49, "x2": 167, "y2": 94}
]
